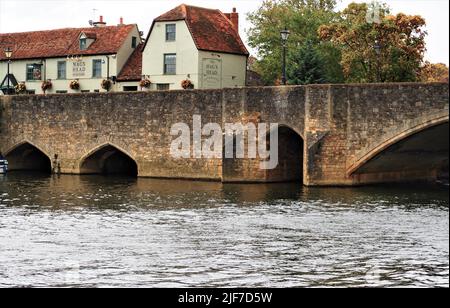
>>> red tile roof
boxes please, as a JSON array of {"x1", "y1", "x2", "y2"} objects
[
  {"x1": 117, "y1": 43, "x2": 143, "y2": 81},
  {"x1": 0, "y1": 24, "x2": 136, "y2": 61},
  {"x1": 148, "y1": 4, "x2": 249, "y2": 56}
]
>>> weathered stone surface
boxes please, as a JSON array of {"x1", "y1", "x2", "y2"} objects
[{"x1": 0, "y1": 83, "x2": 448, "y2": 186}]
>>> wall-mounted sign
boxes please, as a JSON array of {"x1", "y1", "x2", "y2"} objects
[
  {"x1": 202, "y1": 58, "x2": 222, "y2": 89},
  {"x1": 72, "y1": 61, "x2": 86, "y2": 77}
]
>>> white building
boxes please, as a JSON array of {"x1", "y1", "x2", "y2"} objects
[
  {"x1": 0, "y1": 17, "x2": 142, "y2": 95},
  {"x1": 1, "y1": 5, "x2": 250, "y2": 94},
  {"x1": 142, "y1": 5, "x2": 249, "y2": 90}
]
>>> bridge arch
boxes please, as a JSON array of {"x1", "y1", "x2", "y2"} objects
[
  {"x1": 222, "y1": 124, "x2": 304, "y2": 183},
  {"x1": 79, "y1": 143, "x2": 138, "y2": 176},
  {"x1": 4, "y1": 140, "x2": 52, "y2": 173},
  {"x1": 348, "y1": 116, "x2": 449, "y2": 183}
]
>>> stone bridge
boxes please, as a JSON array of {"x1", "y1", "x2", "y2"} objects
[{"x1": 0, "y1": 83, "x2": 448, "y2": 186}]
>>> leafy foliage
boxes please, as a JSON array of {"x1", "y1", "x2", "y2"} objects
[
  {"x1": 247, "y1": 0, "x2": 343, "y2": 85},
  {"x1": 318, "y1": 2, "x2": 427, "y2": 82},
  {"x1": 287, "y1": 40, "x2": 327, "y2": 84},
  {"x1": 420, "y1": 62, "x2": 449, "y2": 83}
]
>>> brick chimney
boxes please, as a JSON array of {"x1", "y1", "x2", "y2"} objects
[
  {"x1": 226, "y1": 8, "x2": 239, "y2": 33},
  {"x1": 93, "y1": 15, "x2": 107, "y2": 27},
  {"x1": 119, "y1": 17, "x2": 124, "y2": 25}
]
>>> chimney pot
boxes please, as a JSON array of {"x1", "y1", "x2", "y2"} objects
[
  {"x1": 100, "y1": 15, "x2": 103, "y2": 23},
  {"x1": 229, "y1": 8, "x2": 239, "y2": 33},
  {"x1": 119, "y1": 17, "x2": 124, "y2": 25}
]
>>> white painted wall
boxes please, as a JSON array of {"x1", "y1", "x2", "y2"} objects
[
  {"x1": 142, "y1": 20, "x2": 199, "y2": 90},
  {"x1": 198, "y1": 51, "x2": 247, "y2": 89},
  {"x1": 142, "y1": 20, "x2": 247, "y2": 90}
]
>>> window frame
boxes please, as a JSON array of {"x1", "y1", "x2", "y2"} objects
[
  {"x1": 165, "y1": 24, "x2": 176, "y2": 42},
  {"x1": 157, "y1": 84, "x2": 170, "y2": 91},
  {"x1": 92, "y1": 59, "x2": 103, "y2": 78},
  {"x1": 26, "y1": 63, "x2": 43, "y2": 81},
  {"x1": 163, "y1": 53, "x2": 177, "y2": 75},
  {"x1": 57, "y1": 61, "x2": 67, "y2": 80},
  {"x1": 80, "y1": 38, "x2": 87, "y2": 51}
]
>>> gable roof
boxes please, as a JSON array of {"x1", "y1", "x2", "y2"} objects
[
  {"x1": 0, "y1": 24, "x2": 136, "y2": 61},
  {"x1": 145, "y1": 4, "x2": 249, "y2": 56},
  {"x1": 117, "y1": 43, "x2": 143, "y2": 81}
]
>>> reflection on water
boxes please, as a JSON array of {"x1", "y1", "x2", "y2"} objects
[{"x1": 0, "y1": 173, "x2": 448, "y2": 287}]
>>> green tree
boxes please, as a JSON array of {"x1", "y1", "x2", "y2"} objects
[
  {"x1": 318, "y1": 2, "x2": 427, "y2": 83},
  {"x1": 287, "y1": 40, "x2": 327, "y2": 84},
  {"x1": 247, "y1": 0, "x2": 343, "y2": 85}
]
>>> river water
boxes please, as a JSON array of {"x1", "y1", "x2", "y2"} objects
[{"x1": 0, "y1": 173, "x2": 448, "y2": 288}]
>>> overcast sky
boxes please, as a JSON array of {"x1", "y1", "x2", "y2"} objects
[{"x1": 0, "y1": 0, "x2": 448, "y2": 64}]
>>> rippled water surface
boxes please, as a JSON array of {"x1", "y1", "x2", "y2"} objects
[{"x1": 0, "y1": 173, "x2": 448, "y2": 288}]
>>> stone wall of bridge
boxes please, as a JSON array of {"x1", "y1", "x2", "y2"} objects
[{"x1": 0, "y1": 83, "x2": 448, "y2": 186}]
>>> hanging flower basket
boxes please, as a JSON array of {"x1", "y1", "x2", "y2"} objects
[
  {"x1": 69, "y1": 80, "x2": 80, "y2": 90},
  {"x1": 139, "y1": 78, "x2": 152, "y2": 89},
  {"x1": 15, "y1": 82, "x2": 27, "y2": 94},
  {"x1": 41, "y1": 80, "x2": 52, "y2": 93},
  {"x1": 101, "y1": 79, "x2": 112, "y2": 91},
  {"x1": 181, "y1": 79, "x2": 194, "y2": 90}
]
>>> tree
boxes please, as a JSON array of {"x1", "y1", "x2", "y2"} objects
[
  {"x1": 247, "y1": 0, "x2": 344, "y2": 85},
  {"x1": 287, "y1": 40, "x2": 327, "y2": 84},
  {"x1": 420, "y1": 62, "x2": 449, "y2": 83},
  {"x1": 318, "y1": 2, "x2": 427, "y2": 83}
]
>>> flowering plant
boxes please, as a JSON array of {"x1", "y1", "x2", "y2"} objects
[
  {"x1": 15, "y1": 82, "x2": 27, "y2": 94},
  {"x1": 41, "y1": 80, "x2": 52, "y2": 93},
  {"x1": 181, "y1": 79, "x2": 194, "y2": 90},
  {"x1": 69, "y1": 80, "x2": 80, "y2": 90},
  {"x1": 101, "y1": 79, "x2": 112, "y2": 91},
  {"x1": 139, "y1": 78, "x2": 152, "y2": 88}
]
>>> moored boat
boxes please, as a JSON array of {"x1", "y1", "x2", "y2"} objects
[{"x1": 0, "y1": 159, "x2": 8, "y2": 175}]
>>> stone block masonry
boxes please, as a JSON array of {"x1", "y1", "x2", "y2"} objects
[{"x1": 0, "y1": 83, "x2": 448, "y2": 186}]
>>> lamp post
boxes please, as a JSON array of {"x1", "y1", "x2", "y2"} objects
[
  {"x1": 373, "y1": 39, "x2": 382, "y2": 82},
  {"x1": 280, "y1": 27, "x2": 290, "y2": 85},
  {"x1": 4, "y1": 47, "x2": 13, "y2": 95}
]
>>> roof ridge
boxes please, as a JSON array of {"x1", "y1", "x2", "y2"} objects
[{"x1": 0, "y1": 24, "x2": 134, "y2": 36}]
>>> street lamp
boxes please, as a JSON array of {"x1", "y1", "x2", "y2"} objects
[
  {"x1": 4, "y1": 47, "x2": 13, "y2": 95},
  {"x1": 373, "y1": 39, "x2": 382, "y2": 82},
  {"x1": 280, "y1": 27, "x2": 290, "y2": 85}
]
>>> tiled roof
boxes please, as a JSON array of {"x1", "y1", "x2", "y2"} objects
[
  {"x1": 150, "y1": 4, "x2": 249, "y2": 56},
  {"x1": 0, "y1": 24, "x2": 136, "y2": 61},
  {"x1": 117, "y1": 43, "x2": 143, "y2": 81}
]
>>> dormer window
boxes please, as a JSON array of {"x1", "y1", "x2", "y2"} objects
[
  {"x1": 79, "y1": 32, "x2": 96, "y2": 51},
  {"x1": 80, "y1": 38, "x2": 87, "y2": 50}
]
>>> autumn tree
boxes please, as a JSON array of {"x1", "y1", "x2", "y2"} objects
[
  {"x1": 247, "y1": 0, "x2": 344, "y2": 85},
  {"x1": 318, "y1": 2, "x2": 427, "y2": 83},
  {"x1": 420, "y1": 62, "x2": 449, "y2": 83}
]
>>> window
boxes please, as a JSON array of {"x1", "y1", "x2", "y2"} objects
[
  {"x1": 123, "y1": 86, "x2": 138, "y2": 92},
  {"x1": 166, "y1": 24, "x2": 176, "y2": 41},
  {"x1": 131, "y1": 36, "x2": 137, "y2": 49},
  {"x1": 81, "y1": 90, "x2": 90, "y2": 93},
  {"x1": 57, "y1": 61, "x2": 66, "y2": 79},
  {"x1": 94, "y1": 89, "x2": 100, "y2": 93},
  {"x1": 26, "y1": 90, "x2": 36, "y2": 95},
  {"x1": 92, "y1": 59, "x2": 102, "y2": 78},
  {"x1": 157, "y1": 84, "x2": 170, "y2": 91},
  {"x1": 80, "y1": 38, "x2": 87, "y2": 50},
  {"x1": 56, "y1": 90, "x2": 68, "y2": 94},
  {"x1": 26, "y1": 64, "x2": 42, "y2": 81},
  {"x1": 164, "y1": 54, "x2": 176, "y2": 75}
]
